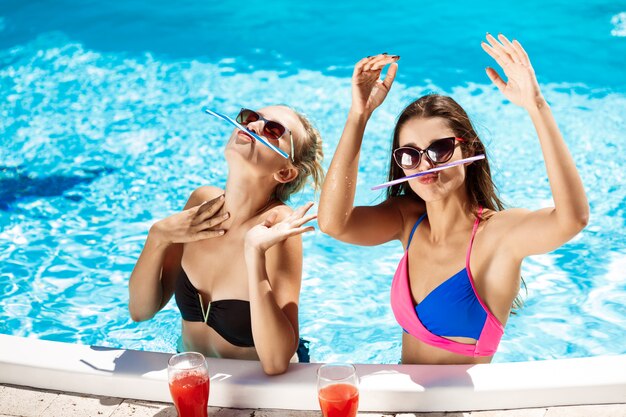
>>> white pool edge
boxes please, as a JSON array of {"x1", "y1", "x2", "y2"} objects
[{"x1": 1, "y1": 334, "x2": 625, "y2": 412}]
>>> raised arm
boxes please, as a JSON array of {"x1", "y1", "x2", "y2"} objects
[
  {"x1": 482, "y1": 34, "x2": 589, "y2": 258},
  {"x1": 128, "y1": 188, "x2": 228, "y2": 321},
  {"x1": 244, "y1": 203, "x2": 316, "y2": 375},
  {"x1": 318, "y1": 54, "x2": 410, "y2": 245}
]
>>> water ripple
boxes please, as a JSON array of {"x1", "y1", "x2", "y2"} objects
[{"x1": 1, "y1": 35, "x2": 625, "y2": 364}]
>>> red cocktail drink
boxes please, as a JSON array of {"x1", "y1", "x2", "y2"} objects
[
  {"x1": 169, "y1": 371, "x2": 209, "y2": 417},
  {"x1": 168, "y1": 352, "x2": 210, "y2": 417},
  {"x1": 317, "y1": 363, "x2": 359, "y2": 417},
  {"x1": 318, "y1": 382, "x2": 359, "y2": 417}
]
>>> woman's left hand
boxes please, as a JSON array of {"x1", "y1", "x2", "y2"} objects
[
  {"x1": 244, "y1": 202, "x2": 317, "y2": 253},
  {"x1": 481, "y1": 33, "x2": 545, "y2": 110}
]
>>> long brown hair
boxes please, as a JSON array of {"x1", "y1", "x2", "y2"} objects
[
  {"x1": 386, "y1": 94, "x2": 504, "y2": 213},
  {"x1": 387, "y1": 94, "x2": 525, "y2": 311}
]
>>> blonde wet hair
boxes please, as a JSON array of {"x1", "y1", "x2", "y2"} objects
[{"x1": 274, "y1": 109, "x2": 324, "y2": 202}]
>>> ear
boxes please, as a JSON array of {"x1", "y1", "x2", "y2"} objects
[{"x1": 273, "y1": 167, "x2": 298, "y2": 184}]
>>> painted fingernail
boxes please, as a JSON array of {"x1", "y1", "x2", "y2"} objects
[
  {"x1": 393, "y1": 55, "x2": 400, "y2": 59},
  {"x1": 382, "y1": 52, "x2": 388, "y2": 55},
  {"x1": 366, "y1": 55, "x2": 372, "y2": 58}
]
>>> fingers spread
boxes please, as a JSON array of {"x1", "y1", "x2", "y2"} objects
[
  {"x1": 481, "y1": 42, "x2": 507, "y2": 69},
  {"x1": 292, "y1": 213, "x2": 318, "y2": 228},
  {"x1": 486, "y1": 33, "x2": 513, "y2": 65},
  {"x1": 497, "y1": 33, "x2": 522, "y2": 64},
  {"x1": 485, "y1": 67, "x2": 506, "y2": 92},
  {"x1": 294, "y1": 201, "x2": 315, "y2": 218},
  {"x1": 287, "y1": 226, "x2": 316, "y2": 238},
  {"x1": 512, "y1": 39, "x2": 531, "y2": 65},
  {"x1": 481, "y1": 41, "x2": 498, "y2": 59}
]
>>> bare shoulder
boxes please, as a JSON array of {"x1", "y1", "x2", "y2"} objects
[
  {"x1": 389, "y1": 195, "x2": 426, "y2": 244},
  {"x1": 483, "y1": 208, "x2": 532, "y2": 230},
  {"x1": 479, "y1": 208, "x2": 533, "y2": 253},
  {"x1": 185, "y1": 185, "x2": 224, "y2": 208},
  {"x1": 267, "y1": 203, "x2": 294, "y2": 222},
  {"x1": 393, "y1": 195, "x2": 425, "y2": 221}
]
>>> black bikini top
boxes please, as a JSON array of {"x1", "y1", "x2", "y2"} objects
[{"x1": 174, "y1": 269, "x2": 254, "y2": 347}]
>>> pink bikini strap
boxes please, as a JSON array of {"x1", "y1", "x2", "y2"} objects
[
  {"x1": 465, "y1": 206, "x2": 500, "y2": 325},
  {"x1": 466, "y1": 206, "x2": 483, "y2": 262}
]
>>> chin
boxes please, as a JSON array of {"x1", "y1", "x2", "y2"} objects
[
  {"x1": 414, "y1": 191, "x2": 447, "y2": 203},
  {"x1": 410, "y1": 172, "x2": 465, "y2": 201},
  {"x1": 411, "y1": 182, "x2": 461, "y2": 203},
  {"x1": 225, "y1": 145, "x2": 255, "y2": 164}
]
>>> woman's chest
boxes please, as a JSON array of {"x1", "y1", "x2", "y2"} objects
[
  {"x1": 405, "y1": 227, "x2": 518, "y2": 319},
  {"x1": 181, "y1": 234, "x2": 250, "y2": 299}
]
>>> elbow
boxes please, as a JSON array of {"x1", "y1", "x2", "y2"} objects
[
  {"x1": 559, "y1": 207, "x2": 590, "y2": 236},
  {"x1": 259, "y1": 347, "x2": 294, "y2": 376},
  {"x1": 261, "y1": 360, "x2": 290, "y2": 376},
  {"x1": 577, "y1": 210, "x2": 590, "y2": 230},
  {"x1": 128, "y1": 303, "x2": 153, "y2": 323},
  {"x1": 571, "y1": 204, "x2": 590, "y2": 232},
  {"x1": 129, "y1": 313, "x2": 146, "y2": 323},
  {"x1": 317, "y1": 212, "x2": 344, "y2": 238},
  {"x1": 317, "y1": 216, "x2": 332, "y2": 235}
]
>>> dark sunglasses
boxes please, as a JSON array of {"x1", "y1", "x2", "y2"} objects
[
  {"x1": 393, "y1": 137, "x2": 465, "y2": 170},
  {"x1": 236, "y1": 108, "x2": 294, "y2": 160}
]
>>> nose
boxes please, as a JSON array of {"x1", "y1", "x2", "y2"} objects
[
  {"x1": 416, "y1": 153, "x2": 435, "y2": 171},
  {"x1": 246, "y1": 120, "x2": 265, "y2": 136}
]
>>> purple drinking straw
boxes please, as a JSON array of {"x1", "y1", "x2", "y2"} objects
[{"x1": 371, "y1": 154, "x2": 485, "y2": 191}]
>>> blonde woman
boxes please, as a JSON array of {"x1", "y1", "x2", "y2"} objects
[{"x1": 130, "y1": 105, "x2": 323, "y2": 374}]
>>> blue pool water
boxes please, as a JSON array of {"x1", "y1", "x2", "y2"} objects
[{"x1": 1, "y1": 1, "x2": 625, "y2": 364}]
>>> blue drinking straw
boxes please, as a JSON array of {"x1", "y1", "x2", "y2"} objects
[
  {"x1": 371, "y1": 154, "x2": 486, "y2": 190},
  {"x1": 202, "y1": 107, "x2": 290, "y2": 159}
]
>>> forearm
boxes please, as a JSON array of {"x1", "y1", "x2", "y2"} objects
[
  {"x1": 245, "y1": 247, "x2": 298, "y2": 375},
  {"x1": 528, "y1": 100, "x2": 589, "y2": 227},
  {"x1": 318, "y1": 110, "x2": 370, "y2": 234},
  {"x1": 128, "y1": 230, "x2": 170, "y2": 321}
]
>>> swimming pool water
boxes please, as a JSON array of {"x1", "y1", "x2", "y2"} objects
[{"x1": 1, "y1": 0, "x2": 625, "y2": 364}]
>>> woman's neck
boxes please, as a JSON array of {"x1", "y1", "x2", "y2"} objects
[
  {"x1": 424, "y1": 190, "x2": 475, "y2": 243},
  {"x1": 222, "y1": 171, "x2": 278, "y2": 227}
]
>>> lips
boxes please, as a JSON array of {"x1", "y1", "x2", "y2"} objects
[
  {"x1": 417, "y1": 173, "x2": 439, "y2": 184},
  {"x1": 237, "y1": 130, "x2": 255, "y2": 142}
]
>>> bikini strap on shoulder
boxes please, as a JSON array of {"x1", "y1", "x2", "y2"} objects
[
  {"x1": 467, "y1": 206, "x2": 483, "y2": 256},
  {"x1": 407, "y1": 213, "x2": 427, "y2": 249}
]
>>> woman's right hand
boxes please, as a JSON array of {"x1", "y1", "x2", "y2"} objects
[
  {"x1": 149, "y1": 194, "x2": 229, "y2": 245},
  {"x1": 350, "y1": 54, "x2": 400, "y2": 117}
]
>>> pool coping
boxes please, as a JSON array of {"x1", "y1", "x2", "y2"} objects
[{"x1": 1, "y1": 334, "x2": 625, "y2": 412}]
